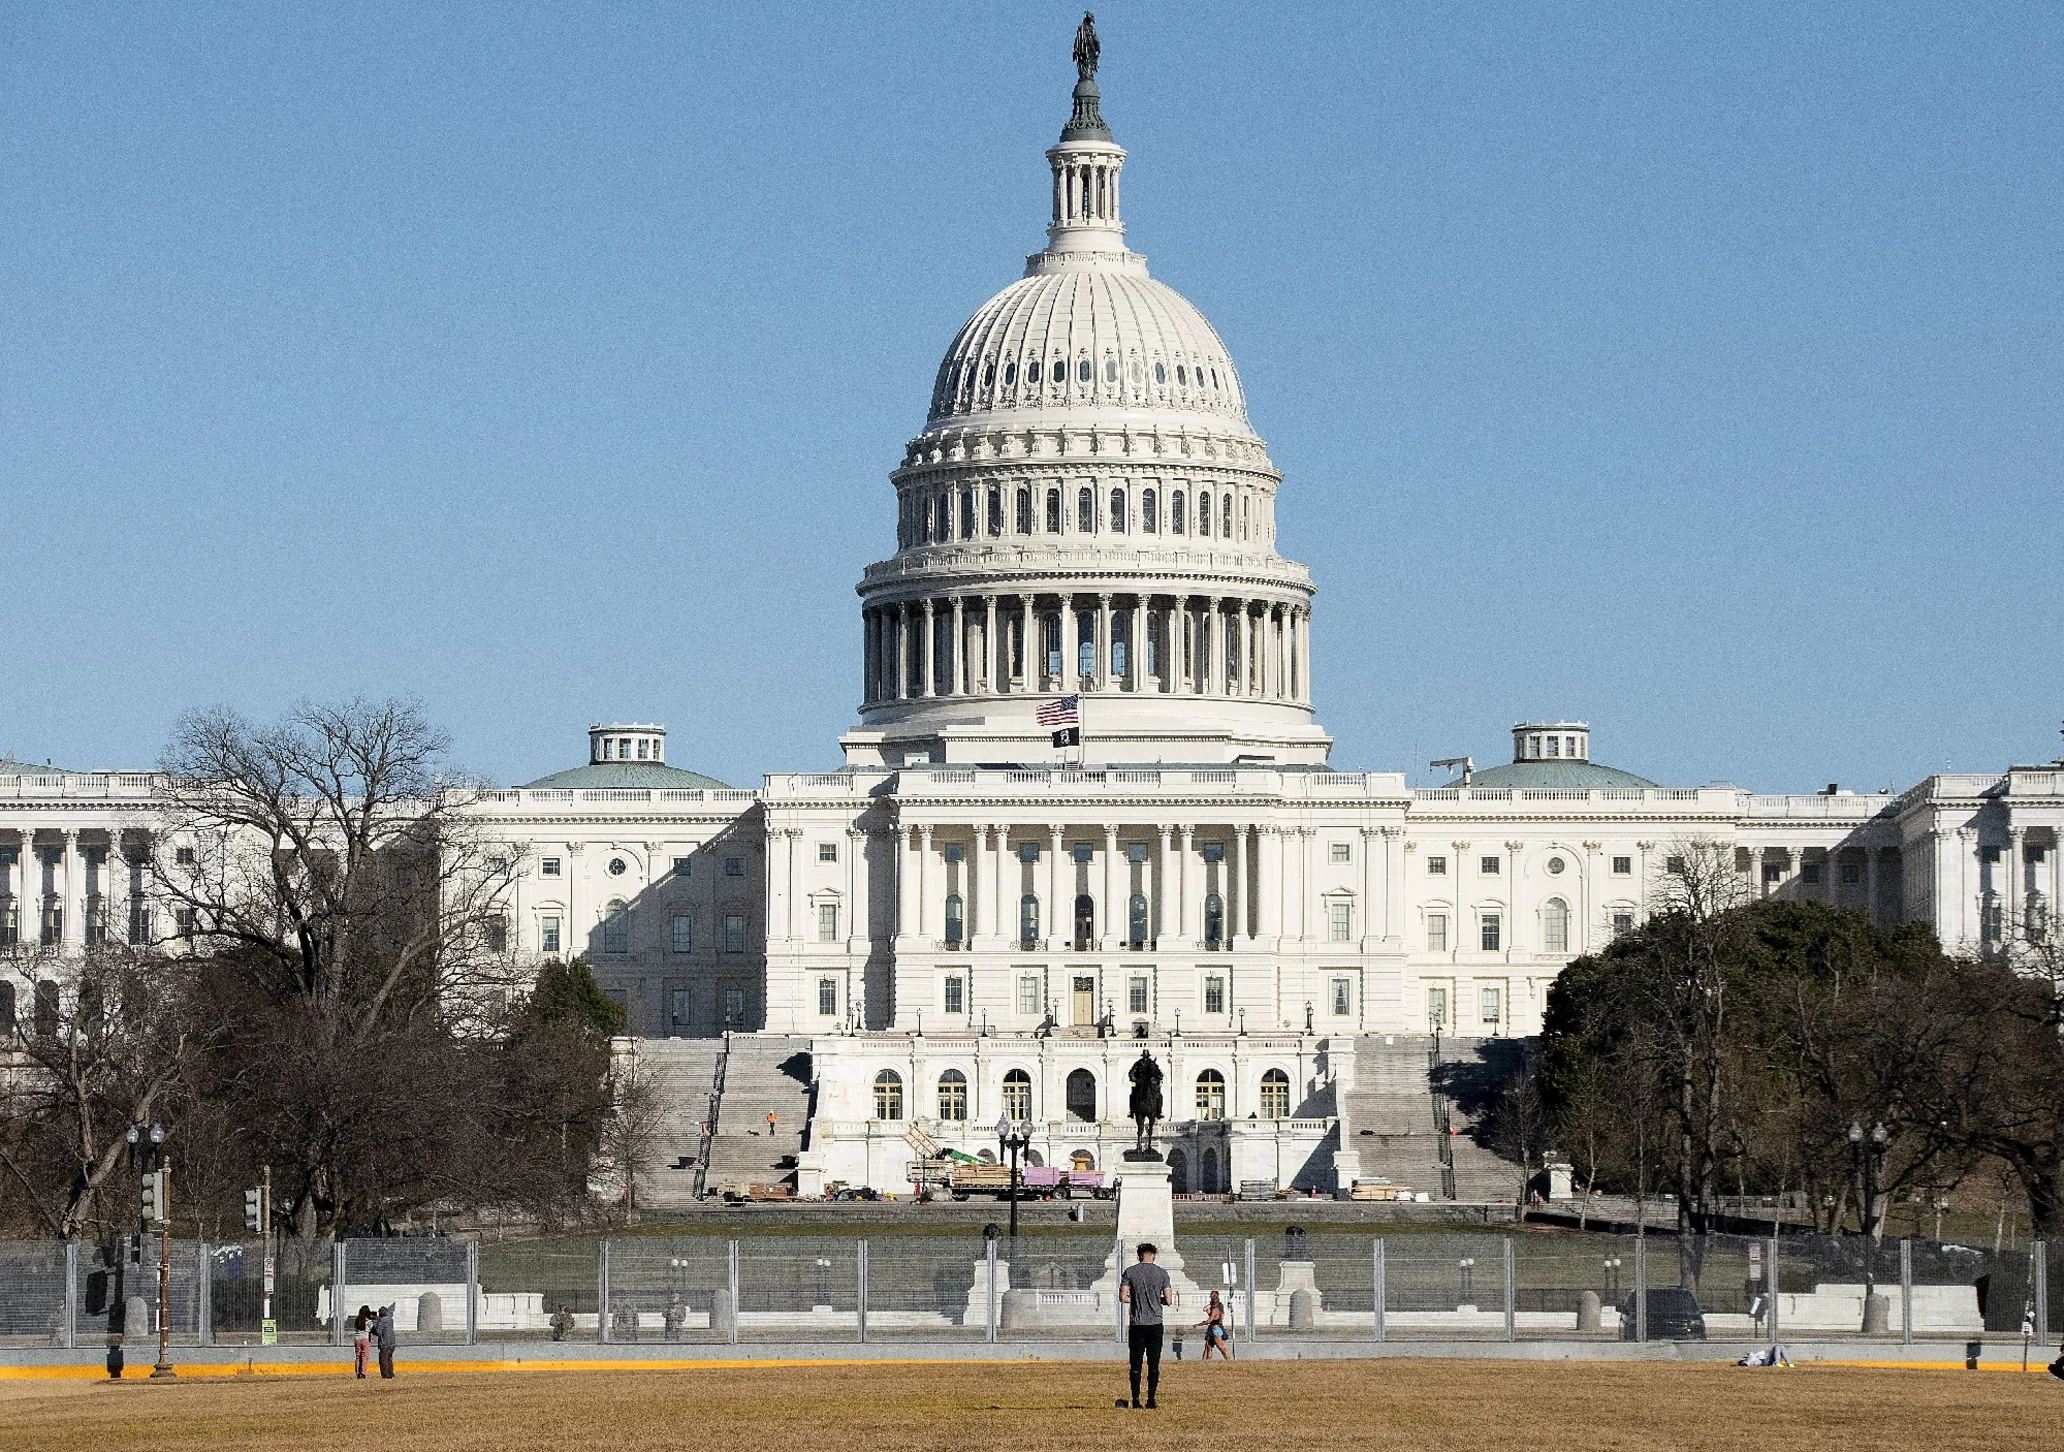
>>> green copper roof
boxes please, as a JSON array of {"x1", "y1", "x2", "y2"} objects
[
  {"x1": 520, "y1": 762, "x2": 735, "y2": 791},
  {"x1": 1457, "y1": 760, "x2": 1660, "y2": 790}
]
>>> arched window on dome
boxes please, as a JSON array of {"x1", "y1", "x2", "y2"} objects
[
  {"x1": 1212, "y1": 367, "x2": 1221, "y2": 389},
  {"x1": 960, "y1": 488, "x2": 975, "y2": 540},
  {"x1": 982, "y1": 361, "x2": 995, "y2": 388},
  {"x1": 1240, "y1": 496, "x2": 1249, "y2": 540},
  {"x1": 1109, "y1": 488, "x2": 1126, "y2": 533},
  {"x1": 937, "y1": 493, "x2": 952, "y2": 543},
  {"x1": 1077, "y1": 357, "x2": 1092, "y2": 384},
  {"x1": 1077, "y1": 488, "x2": 1094, "y2": 534},
  {"x1": 1027, "y1": 358, "x2": 1040, "y2": 384},
  {"x1": 1129, "y1": 358, "x2": 1142, "y2": 387},
  {"x1": 1171, "y1": 491, "x2": 1185, "y2": 534},
  {"x1": 919, "y1": 493, "x2": 933, "y2": 544},
  {"x1": 1104, "y1": 355, "x2": 1118, "y2": 383},
  {"x1": 1176, "y1": 364, "x2": 1188, "y2": 386},
  {"x1": 1004, "y1": 360, "x2": 1016, "y2": 386},
  {"x1": 1016, "y1": 487, "x2": 1032, "y2": 535},
  {"x1": 1221, "y1": 494, "x2": 1234, "y2": 538},
  {"x1": 987, "y1": 487, "x2": 1002, "y2": 537},
  {"x1": 1154, "y1": 360, "x2": 1166, "y2": 385},
  {"x1": 1196, "y1": 492, "x2": 1210, "y2": 537},
  {"x1": 1141, "y1": 488, "x2": 1157, "y2": 533},
  {"x1": 1045, "y1": 488, "x2": 1061, "y2": 534}
]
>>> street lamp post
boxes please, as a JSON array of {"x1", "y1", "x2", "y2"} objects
[
  {"x1": 126, "y1": 1123, "x2": 175, "y2": 1379},
  {"x1": 1849, "y1": 1121, "x2": 1891, "y2": 1330},
  {"x1": 996, "y1": 1116, "x2": 1033, "y2": 1274}
]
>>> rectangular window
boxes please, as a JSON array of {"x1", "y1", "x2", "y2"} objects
[
  {"x1": 541, "y1": 856, "x2": 562, "y2": 877},
  {"x1": 1802, "y1": 863, "x2": 1823, "y2": 884},
  {"x1": 1203, "y1": 843, "x2": 1224, "y2": 864},
  {"x1": 671, "y1": 989, "x2": 692, "y2": 1028},
  {"x1": 945, "y1": 842, "x2": 965, "y2": 863},
  {"x1": 672, "y1": 915, "x2": 693, "y2": 953},
  {"x1": 1840, "y1": 863, "x2": 1861, "y2": 884},
  {"x1": 2031, "y1": 847, "x2": 2049, "y2": 863},
  {"x1": 672, "y1": 856, "x2": 692, "y2": 878},
  {"x1": 723, "y1": 988, "x2": 745, "y2": 1027},
  {"x1": 1328, "y1": 902, "x2": 1353, "y2": 942},
  {"x1": 1481, "y1": 987, "x2": 1502, "y2": 1025},
  {"x1": 818, "y1": 903, "x2": 838, "y2": 942},
  {"x1": 818, "y1": 842, "x2": 838, "y2": 863},
  {"x1": 1127, "y1": 842, "x2": 1148, "y2": 864},
  {"x1": 1611, "y1": 855, "x2": 1631, "y2": 875},
  {"x1": 1983, "y1": 904, "x2": 2004, "y2": 943},
  {"x1": 1481, "y1": 914, "x2": 1502, "y2": 952},
  {"x1": 1204, "y1": 976, "x2": 1225, "y2": 1014},
  {"x1": 1426, "y1": 913, "x2": 1448, "y2": 952},
  {"x1": 541, "y1": 915, "x2": 561, "y2": 955},
  {"x1": 1019, "y1": 842, "x2": 1040, "y2": 863},
  {"x1": 1666, "y1": 855, "x2": 1686, "y2": 875},
  {"x1": 1018, "y1": 975, "x2": 1040, "y2": 1015},
  {"x1": 1128, "y1": 976, "x2": 1149, "y2": 1014},
  {"x1": 1429, "y1": 987, "x2": 1448, "y2": 1028},
  {"x1": 1980, "y1": 845, "x2": 2002, "y2": 864},
  {"x1": 1329, "y1": 842, "x2": 1351, "y2": 864},
  {"x1": 1480, "y1": 856, "x2": 1500, "y2": 875},
  {"x1": 174, "y1": 845, "x2": 196, "y2": 866},
  {"x1": 485, "y1": 915, "x2": 508, "y2": 953},
  {"x1": 1332, "y1": 977, "x2": 1352, "y2": 1016},
  {"x1": 724, "y1": 914, "x2": 746, "y2": 953},
  {"x1": 1612, "y1": 912, "x2": 1634, "y2": 937},
  {"x1": 819, "y1": 978, "x2": 838, "y2": 1017},
  {"x1": 725, "y1": 856, "x2": 745, "y2": 877},
  {"x1": 944, "y1": 975, "x2": 965, "y2": 1014},
  {"x1": 1763, "y1": 863, "x2": 1783, "y2": 884},
  {"x1": 1073, "y1": 842, "x2": 1094, "y2": 863},
  {"x1": 1427, "y1": 855, "x2": 1447, "y2": 875}
]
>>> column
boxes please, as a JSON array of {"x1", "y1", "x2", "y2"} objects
[
  {"x1": 949, "y1": 597, "x2": 965, "y2": 696},
  {"x1": 896, "y1": 827, "x2": 917, "y2": 942},
  {"x1": 783, "y1": 828, "x2": 799, "y2": 943},
  {"x1": 1124, "y1": 598, "x2": 1140, "y2": 693},
  {"x1": 1298, "y1": 608, "x2": 1312, "y2": 704},
  {"x1": 1156, "y1": 826, "x2": 1173, "y2": 941},
  {"x1": 984, "y1": 595, "x2": 1000, "y2": 693},
  {"x1": 916, "y1": 826, "x2": 935, "y2": 941},
  {"x1": 1101, "y1": 824, "x2": 1119, "y2": 950},
  {"x1": 1385, "y1": 826, "x2": 1407, "y2": 942},
  {"x1": 919, "y1": 602, "x2": 935, "y2": 697},
  {"x1": 2006, "y1": 828, "x2": 2026, "y2": 943},
  {"x1": 1175, "y1": 825, "x2": 1195, "y2": 945},
  {"x1": 1233, "y1": 824, "x2": 1250, "y2": 942},
  {"x1": 1864, "y1": 845, "x2": 1881, "y2": 928},
  {"x1": 1749, "y1": 846, "x2": 1765, "y2": 900},
  {"x1": 1096, "y1": 593, "x2": 1113, "y2": 692},
  {"x1": 847, "y1": 828, "x2": 867, "y2": 952},
  {"x1": 1205, "y1": 600, "x2": 1221, "y2": 694},
  {"x1": 894, "y1": 605, "x2": 909, "y2": 699},
  {"x1": 59, "y1": 830, "x2": 81, "y2": 948},
  {"x1": 1298, "y1": 827, "x2": 1316, "y2": 941},
  {"x1": 1018, "y1": 594, "x2": 1036, "y2": 689},
  {"x1": 1360, "y1": 827, "x2": 1378, "y2": 947},
  {"x1": 1258, "y1": 826, "x2": 1282, "y2": 943},
  {"x1": 992, "y1": 825, "x2": 1009, "y2": 944},
  {"x1": 1048, "y1": 825, "x2": 1066, "y2": 949}
]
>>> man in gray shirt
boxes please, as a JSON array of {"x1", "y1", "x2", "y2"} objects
[{"x1": 1119, "y1": 1243, "x2": 1172, "y2": 1408}]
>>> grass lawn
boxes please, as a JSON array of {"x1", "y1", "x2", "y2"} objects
[{"x1": 1, "y1": 1358, "x2": 2057, "y2": 1452}]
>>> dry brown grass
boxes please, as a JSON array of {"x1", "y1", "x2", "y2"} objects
[{"x1": 0, "y1": 1359, "x2": 2056, "y2": 1452}]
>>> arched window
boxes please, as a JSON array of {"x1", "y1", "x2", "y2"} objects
[
  {"x1": 1200, "y1": 1147, "x2": 1219, "y2": 1193},
  {"x1": 1154, "y1": 360, "x2": 1167, "y2": 384},
  {"x1": 936, "y1": 493, "x2": 951, "y2": 542},
  {"x1": 1142, "y1": 488, "x2": 1157, "y2": 533},
  {"x1": 1046, "y1": 488, "x2": 1062, "y2": 533},
  {"x1": 1176, "y1": 364, "x2": 1188, "y2": 385},
  {"x1": 987, "y1": 487, "x2": 1002, "y2": 536},
  {"x1": 1204, "y1": 893, "x2": 1224, "y2": 946},
  {"x1": 1016, "y1": 487, "x2": 1033, "y2": 534},
  {"x1": 873, "y1": 1070, "x2": 904, "y2": 1120},
  {"x1": 1195, "y1": 1069, "x2": 1226, "y2": 1121},
  {"x1": 1077, "y1": 357, "x2": 1092, "y2": 383},
  {"x1": 1078, "y1": 487, "x2": 1094, "y2": 533},
  {"x1": 1066, "y1": 1068, "x2": 1097, "y2": 1122},
  {"x1": 1076, "y1": 613, "x2": 1094, "y2": 678},
  {"x1": 1222, "y1": 494, "x2": 1233, "y2": 537},
  {"x1": 1044, "y1": 612, "x2": 1063, "y2": 676},
  {"x1": 1145, "y1": 613, "x2": 1159, "y2": 678},
  {"x1": 1168, "y1": 1148, "x2": 1189, "y2": 1193},
  {"x1": 1020, "y1": 894, "x2": 1041, "y2": 946},
  {"x1": 1070, "y1": 1149, "x2": 1096, "y2": 1173},
  {"x1": 1004, "y1": 360, "x2": 1016, "y2": 385},
  {"x1": 602, "y1": 899, "x2": 630, "y2": 954},
  {"x1": 1544, "y1": 897, "x2": 1570, "y2": 954},
  {"x1": 982, "y1": 361, "x2": 995, "y2": 388},
  {"x1": 918, "y1": 494, "x2": 933, "y2": 544},
  {"x1": 1129, "y1": 359, "x2": 1142, "y2": 386},
  {"x1": 1197, "y1": 492, "x2": 1211, "y2": 536},
  {"x1": 1171, "y1": 490, "x2": 1185, "y2": 534},
  {"x1": 1260, "y1": 1068, "x2": 1291, "y2": 1118},
  {"x1": 1240, "y1": 497, "x2": 1249, "y2": 539},
  {"x1": 0, "y1": 982, "x2": 13, "y2": 1036},
  {"x1": 1128, "y1": 893, "x2": 1148, "y2": 946},
  {"x1": 1003, "y1": 1068, "x2": 1033, "y2": 1119},
  {"x1": 960, "y1": 488, "x2": 975, "y2": 539},
  {"x1": 945, "y1": 894, "x2": 965, "y2": 945},
  {"x1": 34, "y1": 981, "x2": 59, "y2": 1037},
  {"x1": 1104, "y1": 356, "x2": 1118, "y2": 382},
  {"x1": 1109, "y1": 488, "x2": 1126, "y2": 533},
  {"x1": 1027, "y1": 358, "x2": 1040, "y2": 383},
  {"x1": 937, "y1": 1069, "x2": 968, "y2": 1121},
  {"x1": 1074, "y1": 894, "x2": 1095, "y2": 950},
  {"x1": 1111, "y1": 612, "x2": 1129, "y2": 678}
]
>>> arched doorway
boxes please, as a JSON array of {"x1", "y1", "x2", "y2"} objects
[
  {"x1": 1200, "y1": 1147, "x2": 1219, "y2": 1194},
  {"x1": 1074, "y1": 894, "x2": 1095, "y2": 950},
  {"x1": 1168, "y1": 1148, "x2": 1189, "y2": 1194},
  {"x1": 1065, "y1": 1068, "x2": 1097, "y2": 1122}
]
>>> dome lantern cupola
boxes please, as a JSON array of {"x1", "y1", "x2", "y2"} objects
[
  {"x1": 1043, "y1": 12, "x2": 1128, "y2": 261},
  {"x1": 589, "y1": 722, "x2": 666, "y2": 765}
]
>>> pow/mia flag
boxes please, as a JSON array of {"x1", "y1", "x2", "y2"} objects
[{"x1": 1051, "y1": 726, "x2": 1081, "y2": 748}]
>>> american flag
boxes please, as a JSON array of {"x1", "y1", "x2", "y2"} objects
[{"x1": 1035, "y1": 694, "x2": 1081, "y2": 727}]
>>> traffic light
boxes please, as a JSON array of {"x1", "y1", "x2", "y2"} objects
[
  {"x1": 140, "y1": 1170, "x2": 163, "y2": 1224},
  {"x1": 244, "y1": 1187, "x2": 263, "y2": 1233}
]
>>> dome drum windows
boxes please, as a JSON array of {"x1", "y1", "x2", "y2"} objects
[
  {"x1": 1109, "y1": 487, "x2": 1126, "y2": 533},
  {"x1": 1016, "y1": 487, "x2": 1033, "y2": 535},
  {"x1": 1076, "y1": 357, "x2": 1092, "y2": 384},
  {"x1": 1141, "y1": 488, "x2": 1157, "y2": 533}
]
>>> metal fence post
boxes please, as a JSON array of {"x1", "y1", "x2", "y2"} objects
[
  {"x1": 465, "y1": 1241, "x2": 478, "y2": 1347},
  {"x1": 985, "y1": 1237, "x2": 998, "y2": 1344},
  {"x1": 597, "y1": 1239, "x2": 611, "y2": 1345},
  {"x1": 1372, "y1": 1238, "x2": 1385, "y2": 1344},
  {"x1": 727, "y1": 1239, "x2": 740, "y2": 1347},
  {"x1": 1503, "y1": 1237, "x2": 1516, "y2": 1343},
  {"x1": 1113, "y1": 1224, "x2": 1125, "y2": 1344},
  {"x1": 333, "y1": 1241, "x2": 348, "y2": 1347},
  {"x1": 1244, "y1": 1239, "x2": 1257, "y2": 1343},
  {"x1": 63, "y1": 1242, "x2": 77, "y2": 1350},
  {"x1": 856, "y1": 1239, "x2": 868, "y2": 1344},
  {"x1": 198, "y1": 1243, "x2": 212, "y2": 1347},
  {"x1": 1900, "y1": 1238, "x2": 1913, "y2": 1345},
  {"x1": 1768, "y1": 1232, "x2": 1781, "y2": 1343},
  {"x1": 2036, "y1": 1240, "x2": 2049, "y2": 1344},
  {"x1": 1633, "y1": 1234, "x2": 1648, "y2": 1343}
]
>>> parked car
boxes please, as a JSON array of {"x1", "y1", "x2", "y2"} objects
[{"x1": 1619, "y1": 1287, "x2": 1707, "y2": 1340}]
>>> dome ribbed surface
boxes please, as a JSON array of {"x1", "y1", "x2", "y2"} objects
[
  {"x1": 520, "y1": 762, "x2": 734, "y2": 791},
  {"x1": 1458, "y1": 761, "x2": 1660, "y2": 790},
  {"x1": 926, "y1": 269, "x2": 1251, "y2": 432}
]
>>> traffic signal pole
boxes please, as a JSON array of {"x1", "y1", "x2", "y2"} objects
[{"x1": 150, "y1": 1161, "x2": 175, "y2": 1379}]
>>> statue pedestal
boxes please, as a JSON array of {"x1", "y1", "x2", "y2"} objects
[{"x1": 1115, "y1": 1155, "x2": 1180, "y2": 1272}]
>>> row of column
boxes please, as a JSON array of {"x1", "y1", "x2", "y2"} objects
[
  {"x1": 2, "y1": 831, "x2": 132, "y2": 949},
  {"x1": 862, "y1": 594, "x2": 1312, "y2": 706},
  {"x1": 1054, "y1": 156, "x2": 1120, "y2": 225},
  {"x1": 1745, "y1": 843, "x2": 1895, "y2": 924},
  {"x1": 886, "y1": 822, "x2": 1393, "y2": 951}
]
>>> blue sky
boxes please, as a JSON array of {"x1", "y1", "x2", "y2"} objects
[{"x1": 4, "y1": 2, "x2": 2059, "y2": 790}]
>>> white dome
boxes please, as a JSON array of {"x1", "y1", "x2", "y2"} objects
[{"x1": 925, "y1": 265, "x2": 1252, "y2": 434}]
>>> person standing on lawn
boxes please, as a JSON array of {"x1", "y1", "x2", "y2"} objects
[
  {"x1": 374, "y1": 1303, "x2": 397, "y2": 1379},
  {"x1": 1119, "y1": 1243, "x2": 1172, "y2": 1409}
]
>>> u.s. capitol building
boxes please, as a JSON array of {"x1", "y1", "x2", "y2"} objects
[{"x1": 4, "y1": 37, "x2": 2059, "y2": 1198}]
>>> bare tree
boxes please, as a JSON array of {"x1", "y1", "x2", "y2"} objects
[{"x1": 594, "y1": 1048, "x2": 672, "y2": 1221}]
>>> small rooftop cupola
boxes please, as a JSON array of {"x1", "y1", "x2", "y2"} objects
[
  {"x1": 1039, "y1": 13, "x2": 1130, "y2": 265},
  {"x1": 1513, "y1": 721, "x2": 1590, "y2": 763},
  {"x1": 589, "y1": 722, "x2": 666, "y2": 765}
]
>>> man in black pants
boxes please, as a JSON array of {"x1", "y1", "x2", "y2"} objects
[{"x1": 1119, "y1": 1243, "x2": 1172, "y2": 1409}]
